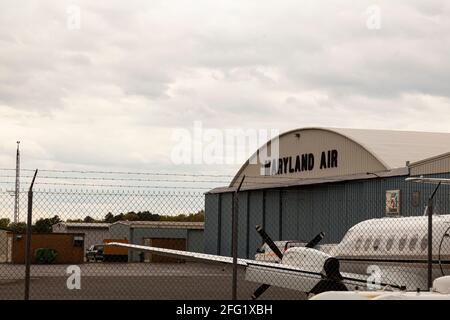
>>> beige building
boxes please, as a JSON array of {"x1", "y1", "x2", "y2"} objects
[{"x1": 230, "y1": 127, "x2": 450, "y2": 189}]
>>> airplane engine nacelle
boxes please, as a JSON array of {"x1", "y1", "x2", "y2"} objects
[{"x1": 281, "y1": 247, "x2": 331, "y2": 272}]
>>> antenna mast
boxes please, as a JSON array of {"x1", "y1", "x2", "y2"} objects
[{"x1": 14, "y1": 141, "x2": 20, "y2": 223}]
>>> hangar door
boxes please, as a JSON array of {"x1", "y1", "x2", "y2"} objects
[{"x1": 143, "y1": 238, "x2": 186, "y2": 263}]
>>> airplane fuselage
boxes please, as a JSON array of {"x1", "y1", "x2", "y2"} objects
[{"x1": 281, "y1": 214, "x2": 450, "y2": 290}]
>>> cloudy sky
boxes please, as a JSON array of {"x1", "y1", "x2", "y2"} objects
[{"x1": 1, "y1": 0, "x2": 450, "y2": 180}]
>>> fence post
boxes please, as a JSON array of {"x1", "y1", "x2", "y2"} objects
[
  {"x1": 24, "y1": 169, "x2": 38, "y2": 301},
  {"x1": 427, "y1": 197, "x2": 433, "y2": 290},
  {"x1": 427, "y1": 182, "x2": 441, "y2": 290},
  {"x1": 231, "y1": 175, "x2": 245, "y2": 300}
]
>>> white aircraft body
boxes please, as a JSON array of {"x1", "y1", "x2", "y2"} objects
[
  {"x1": 310, "y1": 276, "x2": 450, "y2": 300},
  {"x1": 109, "y1": 177, "x2": 450, "y2": 298}
]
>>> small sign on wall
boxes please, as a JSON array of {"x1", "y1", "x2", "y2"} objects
[{"x1": 386, "y1": 190, "x2": 401, "y2": 215}]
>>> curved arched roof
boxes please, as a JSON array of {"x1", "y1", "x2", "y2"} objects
[
  {"x1": 229, "y1": 127, "x2": 450, "y2": 187},
  {"x1": 331, "y1": 128, "x2": 450, "y2": 169}
]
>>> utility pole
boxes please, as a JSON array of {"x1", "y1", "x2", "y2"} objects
[{"x1": 14, "y1": 141, "x2": 20, "y2": 223}]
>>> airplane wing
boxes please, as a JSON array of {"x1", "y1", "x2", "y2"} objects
[
  {"x1": 108, "y1": 242, "x2": 252, "y2": 266},
  {"x1": 108, "y1": 242, "x2": 405, "y2": 293},
  {"x1": 108, "y1": 242, "x2": 323, "y2": 272},
  {"x1": 108, "y1": 242, "x2": 325, "y2": 293}
]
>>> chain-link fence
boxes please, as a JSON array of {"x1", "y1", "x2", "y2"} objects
[{"x1": 1, "y1": 171, "x2": 449, "y2": 300}]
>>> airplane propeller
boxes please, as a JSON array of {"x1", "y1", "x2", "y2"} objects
[
  {"x1": 251, "y1": 225, "x2": 325, "y2": 300},
  {"x1": 250, "y1": 226, "x2": 406, "y2": 298},
  {"x1": 255, "y1": 225, "x2": 284, "y2": 260}
]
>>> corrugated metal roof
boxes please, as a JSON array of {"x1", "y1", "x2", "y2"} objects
[
  {"x1": 409, "y1": 151, "x2": 450, "y2": 167},
  {"x1": 332, "y1": 128, "x2": 450, "y2": 169},
  {"x1": 112, "y1": 221, "x2": 204, "y2": 230},
  {"x1": 55, "y1": 222, "x2": 111, "y2": 228},
  {"x1": 207, "y1": 167, "x2": 408, "y2": 194}
]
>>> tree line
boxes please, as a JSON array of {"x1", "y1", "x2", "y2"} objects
[{"x1": 0, "y1": 210, "x2": 204, "y2": 233}]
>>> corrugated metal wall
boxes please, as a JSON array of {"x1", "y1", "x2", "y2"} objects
[
  {"x1": 187, "y1": 229, "x2": 204, "y2": 253},
  {"x1": 410, "y1": 153, "x2": 450, "y2": 176},
  {"x1": 205, "y1": 172, "x2": 450, "y2": 258},
  {"x1": 109, "y1": 224, "x2": 205, "y2": 262}
]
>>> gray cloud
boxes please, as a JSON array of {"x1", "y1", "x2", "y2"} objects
[{"x1": 0, "y1": 0, "x2": 449, "y2": 173}]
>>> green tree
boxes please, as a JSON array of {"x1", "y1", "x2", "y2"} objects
[
  {"x1": 83, "y1": 216, "x2": 95, "y2": 223},
  {"x1": 137, "y1": 211, "x2": 160, "y2": 221},
  {"x1": 34, "y1": 215, "x2": 61, "y2": 233},
  {"x1": 123, "y1": 212, "x2": 139, "y2": 221},
  {"x1": 0, "y1": 218, "x2": 10, "y2": 229},
  {"x1": 8, "y1": 222, "x2": 27, "y2": 233},
  {"x1": 160, "y1": 210, "x2": 204, "y2": 222},
  {"x1": 112, "y1": 213, "x2": 124, "y2": 222},
  {"x1": 104, "y1": 212, "x2": 115, "y2": 223}
]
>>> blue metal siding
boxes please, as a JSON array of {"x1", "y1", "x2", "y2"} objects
[
  {"x1": 204, "y1": 172, "x2": 450, "y2": 255},
  {"x1": 237, "y1": 192, "x2": 249, "y2": 258},
  {"x1": 204, "y1": 194, "x2": 219, "y2": 254},
  {"x1": 187, "y1": 230, "x2": 204, "y2": 253},
  {"x1": 326, "y1": 184, "x2": 346, "y2": 243},
  {"x1": 109, "y1": 223, "x2": 131, "y2": 240},
  {"x1": 264, "y1": 190, "x2": 280, "y2": 241},
  {"x1": 220, "y1": 193, "x2": 233, "y2": 256},
  {"x1": 248, "y1": 191, "x2": 263, "y2": 258},
  {"x1": 130, "y1": 228, "x2": 188, "y2": 262},
  {"x1": 281, "y1": 189, "x2": 298, "y2": 241},
  {"x1": 298, "y1": 189, "x2": 313, "y2": 241},
  {"x1": 311, "y1": 186, "x2": 330, "y2": 241}
]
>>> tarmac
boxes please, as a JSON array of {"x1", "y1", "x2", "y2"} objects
[{"x1": 0, "y1": 262, "x2": 305, "y2": 300}]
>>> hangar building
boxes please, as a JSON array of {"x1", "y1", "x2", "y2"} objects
[
  {"x1": 204, "y1": 128, "x2": 450, "y2": 258},
  {"x1": 109, "y1": 221, "x2": 204, "y2": 262}
]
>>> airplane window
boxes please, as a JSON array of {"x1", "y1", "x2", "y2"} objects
[
  {"x1": 363, "y1": 237, "x2": 372, "y2": 251},
  {"x1": 399, "y1": 235, "x2": 408, "y2": 251},
  {"x1": 355, "y1": 237, "x2": 363, "y2": 251},
  {"x1": 386, "y1": 237, "x2": 394, "y2": 251},
  {"x1": 409, "y1": 235, "x2": 419, "y2": 251},
  {"x1": 420, "y1": 236, "x2": 428, "y2": 251},
  {"x1": 373, "y1": 238, "x2": 381, "y2": 251}
]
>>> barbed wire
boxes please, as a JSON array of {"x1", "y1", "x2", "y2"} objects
[
  {"x1": 0, "y1": 175, "x2": 231, "y2": 184},
  {"x1": 0, "y1": 167, "x2": 392, "y2": 181},
  {"x1": 0, "y1": 178, "x2": 379, "y2": 189},
  {"x1": 0, "y1": 181, "x2": 212, "y2": 190},
  {"x1": 0, "y1": 168, "x2": 235, "y2": 178},
  {"x1": 0, "y1": 181, "x2": 221, "y2": 190},
  {"x1": 0, "y1": 169, "x2": 390, "y2": 182}
]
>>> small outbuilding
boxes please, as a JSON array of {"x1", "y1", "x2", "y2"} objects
[
  {"x1": 10, "y1": 233, "x2": 85, "y2": 264},
  {"x1": 109, "y1": 221, "x2": 204, "y2": 262},
  {"x1": 52, "y1": 222, "x2": 111, "y2": 253}
]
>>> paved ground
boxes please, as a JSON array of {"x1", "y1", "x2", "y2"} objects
[{"x1": 0, "y1": 263, "x2": 306, "y2": 300}]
